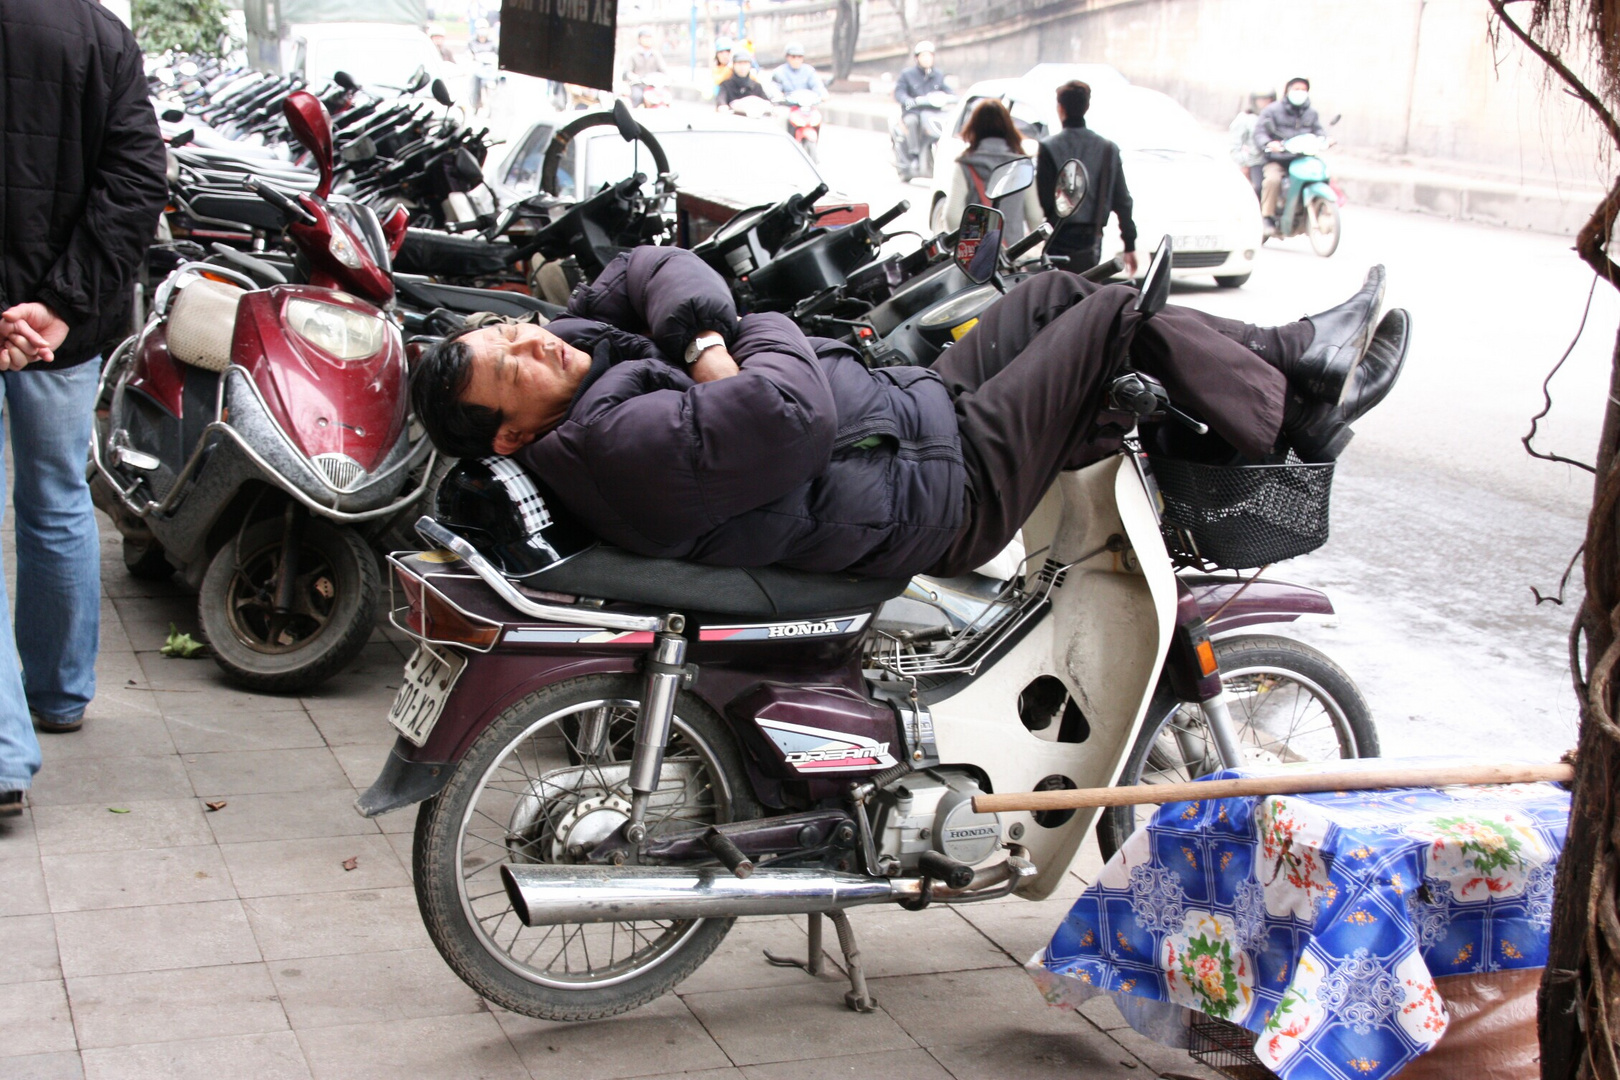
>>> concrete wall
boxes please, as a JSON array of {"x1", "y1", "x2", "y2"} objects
[{"x1": 852, "y1": 0, "x2": 1612, "y2": 190}]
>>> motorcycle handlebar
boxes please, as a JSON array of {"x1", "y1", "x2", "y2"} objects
[
  {"x1": 245, "y1": 177, "x2": 315, "y2": 225},
  {"x1": 1004, "y1": 222, "x2": 1052, "y2": 262},
  {"x1": 798, "y1": 182, "x2": 829, "y2": 209},
  {"x1": 870, "y1": 200, "x2": 909, "y2": 231}
]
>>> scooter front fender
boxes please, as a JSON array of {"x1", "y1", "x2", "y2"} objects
[{"x1": 1184, "y1": 574, "x2": 1334, "y2": 635}]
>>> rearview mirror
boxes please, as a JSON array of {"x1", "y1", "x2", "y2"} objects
[
  {"x1": 169, "y1": 128, "x2": 195, "y2": 148},
  {"x1": 407, "y1": 66, "x2": 429, "y2": 93},
  {"x1": 611, "y1": 98, "x2": 639, "y2": 143},
  {"x1": 282, "y1": 90, "x2": 335, "y2": 199},
  {"x1": 955, "y1": 204, "x2": 1004, "y2": 285},
  {"x1": 333, "y1": 70, "x2": 358, "y2": 92},
  {"x1": 454, "y1": 147, "x2": 484, "y2": 184},
  {"x1": 162, "y1": 107, "x2": 186, "y2": 123},
  {"x1": 1134, "y1": 235, "x2": 1173, "y2": 315},
  {"x1": 1053, "y1": 158, "x2": 1088, "y2": 220},
  {"x1": 983, "y1": 157, "x2": 1034, "y2": 201},
  {"x1": 432, "y1": 78, "x2": 453, "y2": 107}
]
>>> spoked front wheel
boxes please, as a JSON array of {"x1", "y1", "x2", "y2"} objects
[
  {"x1": 414, "y1": 673, "x2": 760, "y2": 1021},
  {"x1": 1096, "y1": 634, "x2": 1376, "y2": 860}
]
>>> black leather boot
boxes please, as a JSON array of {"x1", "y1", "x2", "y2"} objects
[
  {"x1": 1283, "y1": 307, "x2": 1411, "y2": 463},
  {"x1": 1283, "y1": 265, "x2": 1386, "y2": 403}
]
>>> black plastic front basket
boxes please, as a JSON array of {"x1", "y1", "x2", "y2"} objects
[{"x1": 1149, "y1": 454, "x2": 1334, "y2": 570}]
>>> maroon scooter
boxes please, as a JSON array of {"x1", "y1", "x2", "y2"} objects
[{"x1": 91, "y1": 91, "x2": 432, "y2": 692}]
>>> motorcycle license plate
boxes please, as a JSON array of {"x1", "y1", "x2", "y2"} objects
[
  {"x1": 387, "y1": 646, "x2": 468, "y2": 747},
  {"x1": 1174, "y1": 234, "x2": 1222, "y2": 252}
]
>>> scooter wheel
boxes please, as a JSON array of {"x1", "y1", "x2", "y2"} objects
[
  {"x1": 198, "y1": 516, "x2": 378, "y2": 693},
  {"x1": 1096, "y1": 634, "x2": 1377, "y2": 860}
]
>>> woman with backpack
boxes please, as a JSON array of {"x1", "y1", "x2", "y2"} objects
[{"x1": 941, "y1": 98, "x2": 1044, "y2": 242}]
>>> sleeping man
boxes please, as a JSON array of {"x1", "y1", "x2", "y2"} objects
[{"x1": 411, "y1": 247, "x2": 1408, "y2": 579}]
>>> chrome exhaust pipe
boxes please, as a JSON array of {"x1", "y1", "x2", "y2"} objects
[{"x1": 501, "y1": 864, "x2": 922, "y2": 926}]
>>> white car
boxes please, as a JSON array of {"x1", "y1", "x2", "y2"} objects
[
  {"x1": 929, "y1": 70, "x2": 1263, "y2": 287},
  {"x1": 286, "y1": 22, "x2": 471, "y2": 103}
]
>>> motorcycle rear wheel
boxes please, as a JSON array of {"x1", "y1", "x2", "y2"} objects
[
  {"x1": 414, "y1": 673, "x2": 761, "y2": 1021},
  {"x1": 198, "y1": 516, "x2": 377, "y2": 693},
  {"x1": 1096, "y1": 634, "x2": 1376, "y2": 860},
  {"x1": 1306, "y1": 197, "x2": 1341, "y2": 257}
]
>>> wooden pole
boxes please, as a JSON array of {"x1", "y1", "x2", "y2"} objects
[{"x1": 971, "y1": 761, "x2": 1575, "y2": 814}]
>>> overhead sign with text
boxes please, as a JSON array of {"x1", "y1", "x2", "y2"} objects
[{"x1": 499, "y1": 0, "x2": 618, "y2": 90}]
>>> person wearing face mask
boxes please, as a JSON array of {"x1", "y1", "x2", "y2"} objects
[{"x1": 1254, "y1": 77, "x2": 1326, "y2": 233}]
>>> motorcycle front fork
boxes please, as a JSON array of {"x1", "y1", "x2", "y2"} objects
[{"x1": 1201, "y1": 689, "x2": 1245, "y2": 771}]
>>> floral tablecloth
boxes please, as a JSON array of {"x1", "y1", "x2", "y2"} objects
[{"x1": 1032, "y1": 761, "x2": 1568, "y2": 1080}]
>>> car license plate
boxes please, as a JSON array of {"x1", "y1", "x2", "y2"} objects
[
  {"x1": 388, "y1": 646, "x2": 468, "y2": 747},
  {"x1": 1174, "y1": 234, "x2": 1222, "y2": 252}
]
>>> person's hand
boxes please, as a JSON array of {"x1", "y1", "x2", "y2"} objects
[
  {"x1": 1266, "y1": 140, "x2": 1284, "y2": 152},
  {"x1": 1121, "y1": 251, "x2": 1140, "y2": 277},
  {"x1": 0, "y1": 302, "x2": 69, "y2": 368},
  {"x1": 690, "y1": 346, "x2": 740, "y2": 383}
]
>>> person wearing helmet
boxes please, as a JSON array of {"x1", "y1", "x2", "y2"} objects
[
  {"x1": 410, "y1": 247, "x2": 1410, "y2": 583},
  {"x1": 770, "y1": 42, "x2": 826, "y2": 102},
  {"x1": 1229, "y1": 88, "x2": 1275, "y2": 201},
  {"x1": 894, "y1": 41, "x2": 950, "y2": 180},
  {"x1": 716, "y1": 50, "x2": 769, "y2": 109},
  {"x1": 710, "y1": 37, "x2": 735, "y2": 98},
  {"x1": 622, "y1": 25, "x2": 666, "y2": 106},
  {"x1": 1255, "y1": 77, "x2": 1326, "y2": 231},
  {"x1": 427, "y1": 24, "x2": 455, "y2": 62}
]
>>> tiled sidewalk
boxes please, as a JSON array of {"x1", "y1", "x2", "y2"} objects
[{"x1": 0, "y1": 515, "x2": 1219, "y2": 1080}]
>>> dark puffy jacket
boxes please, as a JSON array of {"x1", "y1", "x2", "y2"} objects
[
  {"x1": 518, "y1": 248, "x2": 966, "y2": 578},
  {"x1": 1253, "y1": 99, "x2": 1325, "y2": 156},
  {"x1": 0, "y1": 0, "x2": 168, "y2": 368}
]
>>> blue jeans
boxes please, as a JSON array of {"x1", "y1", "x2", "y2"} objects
[{"x1": 0, "y1": 360, "x2": 101, "y2": 793}]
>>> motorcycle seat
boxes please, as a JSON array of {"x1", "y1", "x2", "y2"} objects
[
  {"x1": 525, "y1": 544, "x2": 908, "y2": 618},
  {"x1": 168, "y1": 278, "x2": 243, "y2": 372},
  {"x1": 394, "y1": 275, "x2": 565, "y2": 321},
  {"x1": 394, "y1": 228, "x2": 521, "y2": 278}
]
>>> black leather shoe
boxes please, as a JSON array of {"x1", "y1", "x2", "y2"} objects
[
  {"x1": 1283, "y1": 307, "x2": 1411, "y2": 463},
  {"x1": 32, "y1": 710, "x2": 83, "y2": 734},
  {"x1": 0, "y1": 790, "x2": 23, "y2": 817},
  {"x1": 1288, "y1": 265, "x2": 1385, "y2": 403}
]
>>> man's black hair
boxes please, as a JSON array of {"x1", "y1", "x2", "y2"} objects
[
  {"x1": 1056, "y1": 80, "x2": 1091, "y2": 126},
  {"x1": 410, "y1": 326, "x2": 502, "y2": 458},
  {"x1": 1286, "y1": 76, "x2": 1310, "y2": 91}
]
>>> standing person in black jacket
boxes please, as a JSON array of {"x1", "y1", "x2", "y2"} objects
[
  {"x1": 1036, "y1": 80, "x2": 1138, "y2": 274},
  {"x1": 0, "y1": 0, "x2": 167, "y2": 817}
]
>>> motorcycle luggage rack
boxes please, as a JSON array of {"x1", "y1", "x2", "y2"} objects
[{"x1": 871, "y1": 544, "x2": 1104, "y2": 679}]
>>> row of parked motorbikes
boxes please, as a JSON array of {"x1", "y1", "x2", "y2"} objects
[{"x1": 99, "y1": 56, "x2": 1381, "y2": 1023}]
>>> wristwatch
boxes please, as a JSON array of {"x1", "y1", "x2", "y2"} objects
[{"x1": 684, "y1": 331, "x2": 726, "y2": 366}]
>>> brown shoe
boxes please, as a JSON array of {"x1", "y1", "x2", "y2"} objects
[
  {"x1": 0, "y1": 790, "x2": 24, "y2": 817},
  {"x1": 31, "y1": 711, "x2": 83, "y2": 734}
]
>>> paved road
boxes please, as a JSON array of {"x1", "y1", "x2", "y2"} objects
[{"x1": 806, "y1": 114, "x2": 1613, "y2": 761}]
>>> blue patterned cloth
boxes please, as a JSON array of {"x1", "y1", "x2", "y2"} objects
[{"x1": 1033, "y1": 762, "x2": 1568, "y2": 1080}]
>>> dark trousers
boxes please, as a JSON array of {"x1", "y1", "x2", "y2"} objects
[
  {"x1": 1046, "y1": 224, "x2": 1102, "y2": 272},
  {"x1": 927, "y1": 272, "x2": 1293, "y2": 576}
]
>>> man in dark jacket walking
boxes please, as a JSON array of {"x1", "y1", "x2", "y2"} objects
[
  {"x1": 1255, "y1": 77, "x2": 1327, "y2": 231},
  {"x1": 0, "y1": 0, "x2": 168, "y2": 816},
  {"x1": 1036, "y1": 80, "x2": 1137, "y2": 274},
  {"x1": 412, "y1": 249, "x2": 1410, "y2": 583}
]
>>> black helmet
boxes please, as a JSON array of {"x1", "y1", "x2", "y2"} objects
[{"x1": 432, "y1": 457, "x2": 593, "y2": 578}]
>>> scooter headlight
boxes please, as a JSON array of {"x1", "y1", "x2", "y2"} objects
[{"x1": 286, "y1": 299, "x2": 387, "y2": 360}]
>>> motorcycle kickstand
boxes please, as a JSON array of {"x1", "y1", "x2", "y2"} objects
[{"x1": 762, "y1": 910, "x2": 876, "y2": 1013}]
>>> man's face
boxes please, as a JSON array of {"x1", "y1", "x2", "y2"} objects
[
  {"x1": 917, "y1": 51, "x2": 934, "y2": 70},
  {"x1": 734, "y1": 60, "x2": 751, "y2": 77},
  {"x1": 459, "y1": 324, "x2": 593, "y2": 455},
  {"x1": 788, "y1": 54, "x2": 803, "y2": 68},
  {"x1": 639, "y1": 33, "x2": 653, "y2": 49}
]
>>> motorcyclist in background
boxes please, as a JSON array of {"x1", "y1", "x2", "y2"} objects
[
  {"x1": 716, "y1": 51, "x2": 770, "y2": 109},
  {"x1": 770, "y1": 42, "x2": 826, "y2": 101},
  {"x1": 468, "y1": 19, "x2": 500, "y2": 114},
  {"x1": 894, "y1": 41, "x2": 949, "y2": 180},
  {"x1": 622, "y1": 26, "x2": 666, "y2": 106},
  {"x1": 709, "y1": 37, "x2": 734, "y2": 100},
  {"x1": 1229, "y1": 89, "x2": 1275, "y2": 202},
  {"x1": 1255, "y1": 77, "x2": 1326, "y2": 233}
]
